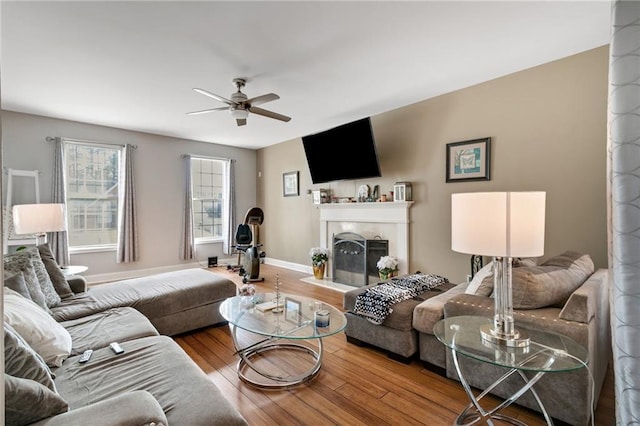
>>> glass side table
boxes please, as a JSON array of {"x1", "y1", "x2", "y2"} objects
[{"x1": 433, "y1": 316, "x2": 588, "y2": 425}]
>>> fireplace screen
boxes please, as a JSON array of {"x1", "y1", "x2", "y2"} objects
[{"x1": 332, "y1": 232, "x2": 388, "y2": 287}]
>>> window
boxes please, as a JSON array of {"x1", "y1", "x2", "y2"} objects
[
  {"x1": 191, "y1": 157, "x2": 227, "y2": 242},
  {"x1": 63, "y1": 140, "x2": 121, "y2": 250}
]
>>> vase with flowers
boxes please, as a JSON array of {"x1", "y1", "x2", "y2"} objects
[
  {"x1": 309, "y1": 247, "x2": 329, "y2": 279},
  {"x1": 377, "y1": 255, "x2": 399, "y2": 281}
]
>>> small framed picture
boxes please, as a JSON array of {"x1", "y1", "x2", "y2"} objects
[
  {"x1": 283, "y1": 171, "x2": 299, "y2": 197},
  {"x1": 284, "y1": 297, "x2": 302, "y2": 324},
  {"x1": 446, "y1": 137, "x2": 491, "y2": 182}
]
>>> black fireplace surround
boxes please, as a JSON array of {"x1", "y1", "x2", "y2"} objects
[{"x1": 332, "y1": 232, "x2": 388, "y2": 287}]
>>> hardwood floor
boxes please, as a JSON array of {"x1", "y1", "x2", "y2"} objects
[{"x1": 174, "y1": 264, "x2": 616, "y2": 425}]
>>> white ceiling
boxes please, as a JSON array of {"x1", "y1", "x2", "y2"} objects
[{"x1": 1, "y1": 1, "x2": 611, "y2": 150}]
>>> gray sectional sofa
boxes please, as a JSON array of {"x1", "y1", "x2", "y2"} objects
[
  {"x1": 4, "y1": 245, "x2": 247, "y2": 425},
  {"x1": 343, "y1": 251, "x2": 611, "y2": 426}
]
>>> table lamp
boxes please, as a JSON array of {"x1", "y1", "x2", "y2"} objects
[
  {"x1": 451, "y1": 192, "x2": 546, "y2": 347},
  {"x1": 12, "y1": 203, "x2": 67, "y2": 246}
]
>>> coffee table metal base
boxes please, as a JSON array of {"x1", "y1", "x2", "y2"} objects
[{"x1": 231, "y1": 325, "x2": 323, "y2": 389}]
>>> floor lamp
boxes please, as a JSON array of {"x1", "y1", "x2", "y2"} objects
[
  {"x1": 451, "y1": 192, "x2": 546, "y2": 347},
  {"x1": 12, "y1": 203, "x2": 67, "y2": 246}
]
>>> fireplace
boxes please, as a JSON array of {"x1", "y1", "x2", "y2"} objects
[
  {"x1": 318, "y1": 202, "x2": 413, "y2": 277},
  {"x1": 332, "y1": 232, "x2": 388, "y2": 287}
]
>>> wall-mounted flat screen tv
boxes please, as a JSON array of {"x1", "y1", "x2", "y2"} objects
[{"x1": 302, "y1": 117, "x2": 381, "y2": 184}]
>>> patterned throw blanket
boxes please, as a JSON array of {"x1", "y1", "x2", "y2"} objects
[{"x1": 353, "y1": 273, "x2": 449, "y2": 325}]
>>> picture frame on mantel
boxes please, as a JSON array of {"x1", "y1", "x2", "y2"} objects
[
  {"x1": 446, "y1": 137, "x2": 491, "y2": 182},
  {"x1": 283, "y1": 171, "x2": 299, "y2": 197}
]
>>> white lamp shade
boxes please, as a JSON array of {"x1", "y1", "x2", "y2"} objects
[
  {"x1": 451, "y1": 192, "x2": 546, "y2": 258},
  {"x1": 12, "y1": 204, "x2": 67, "y2": 235}
]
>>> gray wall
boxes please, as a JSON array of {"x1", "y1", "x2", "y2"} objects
[
  {"x1": 1, "y1": 111, "x2": 257, "y2": 278},
  {"x1": 258, "y1": 46, "x2": 609, "y2": 283}
]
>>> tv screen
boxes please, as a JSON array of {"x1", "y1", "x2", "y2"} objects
[{"x1": 302, "y1": 117, "x2": 381, "y2": 184}]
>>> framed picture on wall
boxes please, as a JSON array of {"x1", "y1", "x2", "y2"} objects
[
  {"x1": 446, "y1": 137, "x2": 491, "y2": 182},
  {"x1": 283, "y1": 171, "x2": 299, "y2": 196}
]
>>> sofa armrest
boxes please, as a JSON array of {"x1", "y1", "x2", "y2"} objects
[
  {"x1": 31, "y1": 390, "x2": 167, "y2": 426},
  {"x1": 559, "y1": 268, "x2": 608, "y2": 323},
  {"x1": 412, "y1": 282, "x2": 468, "y2": 334},
  {"x1": 66, "y1": 275, "x2": 88, "y2": 294}
]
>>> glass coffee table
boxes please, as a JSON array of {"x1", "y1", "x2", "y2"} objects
[
  {"x1": 219, "y1": 292, "x2": 347, "y2": 389},
  {"x1": 434, "y1": 316, "x2": 588, "y2": 425}
]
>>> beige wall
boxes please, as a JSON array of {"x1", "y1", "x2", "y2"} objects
[{"x1": 258, "y1": 46, "x2": 609, "y2": 283}]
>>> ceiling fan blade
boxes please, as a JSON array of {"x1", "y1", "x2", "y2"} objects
[
  {"x1": 236, "y1": 118, "x2": 247, "y2": 126},
  {"x1": 186, "y1": 106, "x2": 229, "y2": 116},
  {"x1": 193, "y1": 88, "x2": 234, "y2": 105},
  {"x1": 248, "y1": 106, "x2": 291, "y2": 122},
  {"x1": 246, "y1": 93, "x2": 279, "y2": 107}
]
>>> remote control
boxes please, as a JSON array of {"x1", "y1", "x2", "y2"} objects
[
  {"x1": 109, "y1": 342, "x2": 125, "y2": 354},
  {"x1": 78, "y1": 349, "x2": 93, "y2": 363}
]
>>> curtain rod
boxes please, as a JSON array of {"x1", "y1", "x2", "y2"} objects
[
  {"x1": 46, "y1": 136, "x2": 138, "y2": 149},
  {"x1": 181, "y1": 153, "x2": 234, "y2": 162}
]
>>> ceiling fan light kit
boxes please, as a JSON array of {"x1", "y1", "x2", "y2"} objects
[{"x1": 187, "y1": 78, "x2": 291, "y2": 127}]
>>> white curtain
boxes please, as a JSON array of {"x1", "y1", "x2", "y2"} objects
[
  {"x1": 223, "y1": 159, "x2": 236, "y2": 255},
  {"x1": 608, "y1": 1, "x2": 640, "y2": 423},
  {"x1": 180, "y1": 155, "x2": 196, "y2": 260},
  {"x1": 50, "y1": 137, "x2": 70, "y2": 266},
  {"x1": 116, "y1": 144, "x2": 139, "y2": 263}
]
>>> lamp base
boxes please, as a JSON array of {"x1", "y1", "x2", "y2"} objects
[{"x1": 480, "y1": 323, "x2": 530, "y2": 348}]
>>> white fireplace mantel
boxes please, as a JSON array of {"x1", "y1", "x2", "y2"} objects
[{"x1": 318, "y1": 201, "x2": 414, "y2": 276}]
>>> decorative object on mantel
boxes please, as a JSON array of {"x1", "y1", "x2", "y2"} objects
[
  {"x1": 283, "y1": 171, "x2": 299, "y2": 197},
  {"x1": 357, "y1": 184, "x2": 370, "y2": 202},
  {"x1": 446, "y1": 137, "x2": 491, "y2": 182},
  {"x1": 393, "y1": 182, "x2": 412, "y2": 202},
  {"x1": 377, "y1": 255, "x2": 399, "y2": 280},
  {"x1": 309, "y1": 247, "x2": 330, "y2": 279},
  {"x1": 312, "y1": 189, "x2": 330, "y2": 204}
]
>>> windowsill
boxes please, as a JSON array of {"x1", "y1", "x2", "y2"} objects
[
  {"x1": 195, "y1": 239, "x2": 223, "y2": 245},
  {"x1": 69, "y1": 245, "x2": 117, "y2": 254}
]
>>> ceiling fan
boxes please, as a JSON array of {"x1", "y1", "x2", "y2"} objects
[{"x1": 187, "y1": 78, "x2": 291, "y2": 127}]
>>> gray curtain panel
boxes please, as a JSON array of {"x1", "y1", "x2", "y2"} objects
[
  {"x1": 50, "y1": 137, "x2": 70, "y2": 266},
  {"x1": 180, "y1": 155, "x2": 195, "y2": 260},
  {"x1": 608, "y1": 1, "x2": 640, "y2": 423},
  {"x1": 116, "y1": 144, "x2": 139, "y2": 263},
  {"x1": 223, "y1": 159, "x2": 236, "y2": 255}
]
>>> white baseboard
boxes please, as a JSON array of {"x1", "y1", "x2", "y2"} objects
[
  {"x1": 262, "y1": 257, "x2": 312, "y2": 275},
  {"x1": 85, "y1": 257, "x2": 314, "y2": 285}
]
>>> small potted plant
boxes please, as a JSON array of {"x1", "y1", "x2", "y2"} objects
[
  {"x1": 309, "y1": 247, "x2": 329, "y2": 279},
  {"x1": 377, "y1": 255, "x2": 399, "y2": 280}
]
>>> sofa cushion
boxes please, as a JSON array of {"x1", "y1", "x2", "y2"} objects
[
  {"x1": 60, "y1": 307, "x2": 159, "y2": 355},
  {"x1": 54, "y1": 335, "x2": 248, "y2": 425},
  {"x1": 479, "y1": 251, "x2": 594, "y2": 309},
  {"x1": 4, "y1": 252, "x2": 50, "y2": 311},
  {"x1": 4, "y1": 287, "x2": 72, "y2": 367},
  {"x1": 50, "y1": 269, "x2": 236, "y2": 326},
  {"x1": 5, "y1": 374, "x2": 69, "y2": 426},
  {"x1": 5, "y1": 271, "x2": 32, "y2": 300},
  {"x1": 38, "y1": 244, "x2": 74, "y2": 299},
  {"x1": 4, "y1": 322, "x2": 56, "y2": 392},
  {"x1": 465, "y1": 263, "x2": 493, "y2": 296},
  {"x1": 23, "y1": 246, "x2": 62, "y2": 307}
]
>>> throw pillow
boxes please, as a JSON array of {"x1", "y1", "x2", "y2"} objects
[
  {"x1": 476, "y1": 257, "x2": 540, "y2": 297},
  {"x1": 4, "y1": 252, "x2": 50, "y2": 312},
  {"x1": 5, "y1": 374, "x2": 69, "y2": 425},
  {"x1": 4, "y1": 323, "x2": 56, "y2": 392},
  {"x1": 37, "y1": 244, "x2": 74, "y2": 299},
  {"x1": 4, "y1": 287, "x2": 72, "y2": 367},
  {"x1": 23, "y1": 246, "x2": 62, "y2": 308},
  {"x1": 465, "y1": 263, "x2": 493, "y2": 295},
  {"x1": 510, "y1": 251, "x2": 595, "y2": 309},
  {"x1": 5, "y1": 271, "x2": 32, "y2": 300}
]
